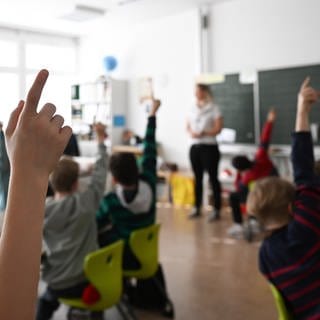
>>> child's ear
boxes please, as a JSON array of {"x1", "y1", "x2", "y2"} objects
[
  {"x1": 72, "y1": 180, "x2": 79, "y2": 192},
  {"x1": 112, "y1": 176, "x2": 117, "y2": 185}
]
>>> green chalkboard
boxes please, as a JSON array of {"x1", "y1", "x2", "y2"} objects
[
  {"x1": 259, "y1": 64, "x2": 320, "y2": 145},
  {"x1": 211, "y1": 74, "x2": 255, "y2": 144}
]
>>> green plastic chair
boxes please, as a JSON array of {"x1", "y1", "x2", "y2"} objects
[
  {"x1": 59, "y1": 240, "x2": 124, "y2": 312},
  {"x1": 123, "y1": 224, "x2": 160, "y2": 279},
  {"x1": 269, "y1": 283, "x2": 294, "y2": 320}
]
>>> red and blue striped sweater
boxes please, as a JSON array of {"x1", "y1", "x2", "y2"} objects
[{"x1": 260, "y1": 131, "x2": 320, "y2": 320}]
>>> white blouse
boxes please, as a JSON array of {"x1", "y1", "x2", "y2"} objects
[{"x1": 188, "y1": 101, "x2": 222, "y2": 145}]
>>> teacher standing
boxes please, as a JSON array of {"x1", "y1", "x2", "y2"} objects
[{"x1": 187, "y1": 84, "x2": 223, "y2": 221}]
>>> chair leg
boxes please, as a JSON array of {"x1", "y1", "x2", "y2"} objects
[
  {"x1": 152, "y1": 278, "x2": 175, "y2": 318},
  {"x1": 116, "y1": 303, "x2": 130, "y2": 320},
  {"x1": 116, "y1": 300, "x2": 139, "y2": 320}
]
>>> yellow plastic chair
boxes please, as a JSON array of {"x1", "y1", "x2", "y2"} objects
[
  {"x1": 123, "y1": 224, "x2": 174, "y2": 318},
  {"x1": 123, "y1": 224, "x2": 160, "y2": 279},
  {"x1": 59, "y1": 240, "x2": 137, "y2": 319},
  {"x1": 269, "y1": 283, "x2": 294, "y2": 320}
]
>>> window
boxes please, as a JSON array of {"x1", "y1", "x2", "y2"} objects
[
  {"x1": 0, "y1": 40, "x2": 18, "y2": 68},
  {"x1": 26, "y1": 44, "x2": 77, "y2": 73},
  {"x1": 0, "y1": 28, "x2": 78, "y2": 127},
  {"x1": 0, "y1": 73, "x2": 19, "y2": 124}
]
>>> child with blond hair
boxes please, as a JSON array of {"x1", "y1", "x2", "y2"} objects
[{"x1": 248, "y1": 77, "x2": 320, "y2": 319}]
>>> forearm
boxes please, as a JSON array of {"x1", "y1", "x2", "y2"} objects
[
  {"x1": 260, "y1": 120, "x2": 273, "y2": 147},
  {"x1": 89, "y1": 143, "x2": 107, "y2": 195},
  {"x1": 142, "y1": 116, "x2": 157, "y2": 176},
  {"x1": 202, "y1": 117, "x2": 223, "y2": 137},
  {"x1": 291, "y1": 132, "x2": 315, "y2": 184},
  {"x1": 202, "y1": 127, "x2": 221, "y2": 137},
  {"x1": 295, "y1": 110, "x2": 310, "y2": 132},
  {"x1": 0, "y1": 171, "x2": 48, "y2": 319}
]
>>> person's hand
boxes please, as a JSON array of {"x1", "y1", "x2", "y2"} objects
[
  {"x1": 94, "y1": 122, "x2": 107, "y2": 143},
  {"x1": 191, "y1": 132, "x2": 203, "y2": 139},
  {"x1": 267, "y1": 108, "x2": 276, "y2": 122},
  {"x1": 149, "y1": 99, "x2": 161, "y2": 116},
  {"x1": 297, "y1": 77, "x2": 320, "y2": 114},
  {"x1": 5, "y1": 69, "x2": 72, "y2": 177}
]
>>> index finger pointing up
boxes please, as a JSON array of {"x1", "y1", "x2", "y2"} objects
[
  {"x1": 23, "y1": 69, "x2": 49, "y2": 116},
  {"x1": 300, "y1": 76, "x2": 310, "y2": 91}
]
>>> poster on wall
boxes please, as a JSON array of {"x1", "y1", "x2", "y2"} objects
[{"x1": 139, "y1": 77, "x2": 154, "y2": 113}]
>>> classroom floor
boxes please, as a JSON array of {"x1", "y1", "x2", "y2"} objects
[{"x1": 44, "y1": 204, "x2": 277, "y2": 320}]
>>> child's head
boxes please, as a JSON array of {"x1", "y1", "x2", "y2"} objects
[
  {"x1": 110, "y1": 152, "x2": 139, "y2": 186},
  {"x1": 247, "y1": 177, "x2": 295, "y2": 229},
  {"x1": 50, "y1": 157, "x2": 79, "y2": 193},
  {"x1": 232, "y1": 156, "x2": 253, "y2": 172}
]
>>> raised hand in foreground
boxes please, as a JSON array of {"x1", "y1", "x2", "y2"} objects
[{"x1": 0, "y1": 69, "x2": 72, "y2": 320}]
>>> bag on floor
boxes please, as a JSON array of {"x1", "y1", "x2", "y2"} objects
[{"x1": 126, "y1": 264, "x2": 174, "y2": 318}]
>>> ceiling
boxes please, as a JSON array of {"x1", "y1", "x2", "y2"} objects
[{"x1": 0, "y1": 0, "x2": 234, "y2": 36}]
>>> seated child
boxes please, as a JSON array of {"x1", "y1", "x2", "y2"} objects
[
  {"x1": 96, "y1": 99, "x2": 161, "y2": 269},
  {"x1": 227, "y1": 108, "x2": 278, "y2": 238},
  {"x1": 37, "y1": 123, "x2": 108, "y2": 320},
  {"x1": 247, "y1": 77, "x2": 320, "y2": 319},
  {"x1": 122, "y1": 129, "x2": 143, "y2": 146}
]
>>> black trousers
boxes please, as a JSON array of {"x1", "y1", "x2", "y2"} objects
[
  {"x1": 98, "y1": 228, "x2": 141, "y2": 270},
  {"x1": 190, "y1": 144, "x2": 222, "y2": 210},
  {"x1": 229, "y1": 190, "x2": 248, "y2": 224},
  {"x1": 36, "y1": 282, "x2": 88, "y2": 320}
]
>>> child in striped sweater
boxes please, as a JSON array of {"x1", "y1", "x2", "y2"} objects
[{"x1": 247, "y1": 77, "x2": 320, "y2": 319}]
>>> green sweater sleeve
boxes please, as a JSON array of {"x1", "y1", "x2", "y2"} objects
[
  {"x1": 141, "y1": 116, "x2": 157, "y2": 188},
  {"x1": 96, "y1": 193, "x2": 114, "y2": 227}
]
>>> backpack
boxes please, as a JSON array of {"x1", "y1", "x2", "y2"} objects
[{"x1": 125, "y1": 264, "x2": 174, "y2": 318}]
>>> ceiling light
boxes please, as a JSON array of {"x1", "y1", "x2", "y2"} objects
[
  {"x1": 117, "y1": 0, "x2": 141, "y2": 6},
  {"x1": 61, "y1": 5, "x2": 106, "y2": 22}
]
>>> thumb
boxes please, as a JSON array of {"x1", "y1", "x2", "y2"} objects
[{"x1": 5, "y1": 100, "x2": 25, "y2": 137}]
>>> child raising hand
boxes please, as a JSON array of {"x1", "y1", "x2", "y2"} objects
[{"x1": 0, "y1": 69, "x2": 71, "y2": 320}]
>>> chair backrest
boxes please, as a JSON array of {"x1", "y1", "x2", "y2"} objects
[
  {"x1": 269, "y1": 283, "x2": 293, "y2": 320},
  {"x1": 124, "y1": 224, "x2": 160, "y2": 279},
  {"x1": 83, "y1": 240, "x2": 124, "y2": 309}
]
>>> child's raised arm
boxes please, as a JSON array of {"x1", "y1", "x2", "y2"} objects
[
  {"x1": 141, "y1": 99, "x2": 161, "y2": 182},
  {"x1": 0, "y1": 69, "x2": 71, "y2": 320},
  {"x1": 292, "y1": 77, "x2": 320, "y2": 185}
]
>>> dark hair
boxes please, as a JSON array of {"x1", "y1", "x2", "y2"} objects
[
  {"x1": 232, "y1": 156, "x2": 253, "y2": 171},
  {"x1": 197, "y1": 84, "x2": 213, "y2": 97},
  {"x1": 110, "y1": 152, "x2": 139, "y2": 186},
  {"x1": 50, "y1": 157, "x2": 79, "y2": 192}
]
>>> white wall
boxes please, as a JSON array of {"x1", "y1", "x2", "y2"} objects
[
  {"x1": 211, "y1": 0, "x2": 320, "y2": 73},
  {"x1": 78, "y1": 0, "x2": 320, "y2": 169},
  {"x1": 79, "y1": 9, "x2": 200, "y2": 168}
]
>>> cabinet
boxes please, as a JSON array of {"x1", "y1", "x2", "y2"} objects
[{"x1": 71, "y1": 77, "x2": 127, "y2": 151}]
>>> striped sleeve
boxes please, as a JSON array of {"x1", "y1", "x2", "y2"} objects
[{"x1": 291, "y1": 132, "x2": 320, "y2": 234}]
